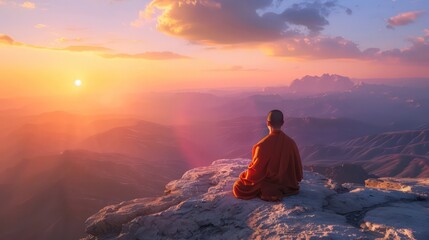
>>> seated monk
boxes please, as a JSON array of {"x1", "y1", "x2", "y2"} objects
[{"x1": 233, "y1": 110, "x2": 303, "y2": 201}]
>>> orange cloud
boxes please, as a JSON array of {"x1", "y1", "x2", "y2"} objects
[
  {"x1": 0, "y1": 33, "x2": 188, "y2": 60},
  {"x1": 138, "y1": 0, "x2": 361, "y2": 62},
  {"x1": 62, "y1": 45, "x2": 111, "y2": 52},
  {"x1": 100, "y1": 52, "x2": 189, "y2": 60},
  {"x1": 20, "y1": 1, "x2": 35, "y2": 9},
  {"x1": 205, "y1": 65, "x2": 265, "y2": 72},
  {"x1": 387, "y1": 10, "x2": 425, "y2": 29},
  {"x1": 34, "y1": 24, "x2": 47, "y2": 29},
  {"x1": 138, "y1": 1, "x2": 428, "y2": 64},
  {"x1": 55, "y1": 37, "x2": 82, "y2": 43},
  {"x1": 141, "y1": 0, "x2": 348, "y2": 45},
  {"x1": 0, "y1": 34, "x2": 16, "y2": 45}
]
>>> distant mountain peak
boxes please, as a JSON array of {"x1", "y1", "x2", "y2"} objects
[{"x1": 289, "y1": 74, "x2": 355, "y2": 94}]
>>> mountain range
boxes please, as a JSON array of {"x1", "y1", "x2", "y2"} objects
[
  {"x1": 1, "y1": 74, "x2": 429, "y2": 239},
  {"x1": 302, "y1": 128, "x2": 429, "y2": 180}
]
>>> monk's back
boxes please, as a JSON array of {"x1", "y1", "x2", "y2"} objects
[
  {"x1": 232, "y1": 110, "x2": 303, "y2": 201},
  {"x1": 257, "y1": 130, "x2": 302, "y2": 191}
]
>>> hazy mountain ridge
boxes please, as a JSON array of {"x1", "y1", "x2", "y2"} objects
[
  {"x1": 0, "y1": 149, "x2": 183, "y2": 240},
  {"x1": 0, "y1": 111, "x2": 142, "y2": 168},
  {"x1": 173, "y1": 116, "x2": 386, "y2": 161},
  {"x1": 84, "y1": 159, "x2": 429, "y2": 240},
  {"x1": 302, "y1": 129, "x2": 429, "y2": 178},
  {"x1": 218, "y1": 84, "x2": 429, "y2": 127},
  {"x1": 289, "y1": 74, "x2": 355, "y2": 94},
  {"x1": 303, "y1": 129, "x2": 429, "y2": 161}
]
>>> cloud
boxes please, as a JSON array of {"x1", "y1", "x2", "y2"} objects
[
  {"x1": 143, "y1": 0, "x2": 290, "y2": 44},
  {"x1": 140, "y1": 0, "x2": 348, "y2": 44},
  {"x1": 100, "y1": 51, "x2": 189, "y2": 60},
  {"x1": 34, "y1": 24, "x2": 47, "y2": 29},
  {"x1": 205, "y1": 65, "x2": 265, "y2": 72},
  {"x1": 0, "y1": 34, "x2": 17, "y2": 45},
  {"x1": 387, "y1": 10, "x2": 425, "y2": 29},
  {"x1": 0, "y1": 33, "x2": 188, "y2": 61},
  {"x1": 55, "y1": 37, "x2": 82, "y2": 43},
  {"x1": 379, "y1": 33, "x2": 429, "y2": 64},
  {"x1": 281, "y1": 1, "x2": 337, "y2": 34},
  {"x1": 265, "y1": 29, "x2": 429, "y2": 64},
  {"x1": 136, "y1": 0, "x2": 428, "y2": 64},
  {"x1": 130, "y1": 10, "x2": 146, "y2": 27},
  {"x1": 62, "y1": 45, "x2": 112, "y2": 52},
  {"x1": 20, "y1": 1, "x2": 35, "y2": 9},
  {"x1": 345, "y1": 8, "x2": 352, "y2": 15},
  {"x1": 266, "y1": 36, "x2": 363, "y2": 59}
]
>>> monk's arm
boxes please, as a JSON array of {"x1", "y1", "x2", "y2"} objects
[{"x1": 240, "y1": 145, "x2": 269, "y2": 185}]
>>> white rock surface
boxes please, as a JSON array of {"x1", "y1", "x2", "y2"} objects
[{"x1": 84, "y1": 159, "x2": 429, "y2": 240}]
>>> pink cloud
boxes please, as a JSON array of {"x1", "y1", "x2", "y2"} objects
[
  {"x1": 266, "y1": 36, "x2": 362, "y2": 59},
  {"x1": 380, "y1": 36, "x2": 429, "y2": 64},
  {"x1": 387, "y1": 10, "x2": 425, "y2": 29},
  {"x1": 266, "y1": 30, "x2": 429, "y2": 64}
]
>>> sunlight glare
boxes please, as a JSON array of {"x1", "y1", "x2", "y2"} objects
[{"x1": 74, "y1": 79, "x2": 82, "y2": 87}]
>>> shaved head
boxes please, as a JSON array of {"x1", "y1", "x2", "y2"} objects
[{"x1": 267, "y1": 110, "x2": 284, "y2": 128}]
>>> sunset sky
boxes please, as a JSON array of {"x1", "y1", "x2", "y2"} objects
[{"x1": 1, "y1": 0, "x2": 428, "y2": 98}]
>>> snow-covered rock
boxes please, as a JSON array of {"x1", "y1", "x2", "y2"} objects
[{"x1": 84, "y1": 159, "x2": 429, "y2": 240}]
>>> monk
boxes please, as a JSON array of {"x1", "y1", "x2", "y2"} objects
[{"x1": 233, "y1": 110, "x2": 303, "y2": 201}]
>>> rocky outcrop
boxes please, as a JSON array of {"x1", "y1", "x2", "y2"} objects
[{"x1": 84, "y1": 159, "x2": 429, "y2": 240}]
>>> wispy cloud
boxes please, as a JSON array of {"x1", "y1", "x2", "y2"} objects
[
  {"x1": 266, "y1": 36, "x2": 363, "y2": 59},
  {"x1": 34, "y1": 24, "x2": 47, "y2": 29},
  {"x1": 100, "y1": 52, "x2": 189, "y2": 60},
  {"x1": 62, "y1": 45, "x2": 111, "y2": 52},
  {"x1": 205, "y1": 65, "x2": 266, "y2": 72},
  {"x1": 55, "y1": 37, "x2": 82, "y2": 43},
  {"x1": 387, "y1": 10, "x2": 425, "y2": 29},
  {"x1": 0, "y1": 33, "x2": 189, "y2": 60},
  {"x1": 20, "y1": 1, "x2": 35, "y2": 9}
]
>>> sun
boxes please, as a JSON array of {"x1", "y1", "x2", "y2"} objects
[{"x1": 74, "y1": 79, "x2": 82, "y2": 87}]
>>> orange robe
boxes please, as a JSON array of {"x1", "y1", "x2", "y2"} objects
[{"x1": 233, "y1": 130, "x2": 303, "y2": 201}]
